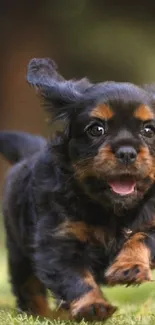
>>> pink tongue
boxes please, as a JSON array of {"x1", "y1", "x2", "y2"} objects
[{"x1": 108, "y1": 180, "x2": 136, "y2": 196}]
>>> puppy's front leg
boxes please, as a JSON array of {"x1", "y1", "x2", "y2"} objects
[
  {"x1": 34, "y1": 220, "x2": 116, "y2": 321},
  {"x1": 69, "y1": 271, "x2": 116, "y2": 321},
  {"x1": 105, "y1": 232, "x2": 152, "y2": 286}
]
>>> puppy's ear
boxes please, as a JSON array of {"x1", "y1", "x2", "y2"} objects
[
  {"x1": 26, "y1": 58, "x2": 91, "y2": 120},
  {"x1": 142, "y1": 83, "x2": 155, "y2": 100}
]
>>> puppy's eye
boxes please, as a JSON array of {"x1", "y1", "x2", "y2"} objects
[
  {"x1": 87, "y1": 124, "x2": 105, "y2": 137},
  {"x1": 142, "y1": 124, "x2": 155, "y2": 138}
]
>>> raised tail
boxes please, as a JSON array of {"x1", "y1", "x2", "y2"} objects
[{"x1": 0, "y1": 130, "x2": 46, "y2": 164}]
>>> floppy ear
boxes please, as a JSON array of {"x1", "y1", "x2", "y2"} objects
[
  {"x1": 26, "y1": 57, "x2": 92, "y2": 120},
  {"x1": 142, "y1": 83, "x2": 155, "y2": 99},
  {"x1": 141, "y1": 84, "x2": 155, "y2": 110}
]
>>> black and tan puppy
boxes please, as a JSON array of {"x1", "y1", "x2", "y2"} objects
[{"x1": 1, "y1": 58, "x2": 155, "y2": 322}]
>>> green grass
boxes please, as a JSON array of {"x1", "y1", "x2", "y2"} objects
[{"x1": 1, "y1": 218, "x2": 155, "y2": 325}]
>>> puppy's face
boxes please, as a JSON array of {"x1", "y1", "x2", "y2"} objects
[
  {"x1": 68, "y1": 84, "x2": 155, "y2": 212},
  {"x1": 27, "y1": 58, "x2": 155, "y2": 213}
]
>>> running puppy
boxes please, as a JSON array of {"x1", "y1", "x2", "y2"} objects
[{"x1": 1, "y1": 57, "x2": 155, "y2": 321}]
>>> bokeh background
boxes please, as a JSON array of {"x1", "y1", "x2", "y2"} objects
[
  {"x1": 1, "y1": 0, "x2": 155, "y2": 319},
  {"x1": 1, "y1": 1, "x2": 155, "y2": 187}
]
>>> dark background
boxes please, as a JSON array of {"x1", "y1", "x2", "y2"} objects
[{"x1": 1, "y1": 0, "x2": 155, "y2": 193}]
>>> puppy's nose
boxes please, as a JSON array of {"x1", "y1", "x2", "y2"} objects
[{"x1": 115, "y1": 146, "x2": 137, "y2": 165}]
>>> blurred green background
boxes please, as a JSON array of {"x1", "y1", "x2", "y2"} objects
[
  {"x1": 1, "y1": 1, "x2": 155, "y2": 323},
  {"x1": 1, "y1": 1, "x2": 155, "y2": 181}
]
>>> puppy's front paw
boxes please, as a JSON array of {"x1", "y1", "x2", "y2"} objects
[
  {"x1": 74, "y1": 302, "x2": 116, "y2": 322},
  {"x1": 105, "y1": 261, "x2": 152, "y2": 286},
  {"x1": 71, "y1": 290, "x2": 117, "y2": 322}
]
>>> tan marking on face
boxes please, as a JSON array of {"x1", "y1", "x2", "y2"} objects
[
  {"x1": 90, "y1": 104, "x2": 113, "y2": 120},
  {"x1": 137, "y1": 146, "x2": 151, "y2": 164},
  {"x1": 149, "y1": 157, "x2": 155, "y2": 181},
  {"x1": 93, "y1": 145, "x2": 116, "y2": 176},
  {"x1": 73, "y1": 145, "x2": 115, "y2": 181},
  {"x1": 73, "y1": 159, "x2": 94, "y2": 180},
  {"x1": 136, "y1": 146, "x2": 155, "y2": 180},
  {"x1": 134, "y1": 105, "x2": 154, "y2": 121}
]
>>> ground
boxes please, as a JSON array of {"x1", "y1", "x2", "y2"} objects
[{"x1": 1, "y1": 219, "x2": 155, "y2": 325}]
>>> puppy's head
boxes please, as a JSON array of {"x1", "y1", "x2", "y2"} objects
[{"x1": 27, "y1": 58, "x2": 155, "y2": 214}]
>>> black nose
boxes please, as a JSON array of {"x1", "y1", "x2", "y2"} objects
[{"x1": 115, "y1": 146, "x2": 137, "y2": 165}]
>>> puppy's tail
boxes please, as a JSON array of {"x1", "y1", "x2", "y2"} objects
[{"x1": 0, "y1": 130, "x2": 46, "y2": 164}]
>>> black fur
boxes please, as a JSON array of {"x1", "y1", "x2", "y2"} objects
[
  {"x1": 1, "y1": 57, "x2": 155, "y2": 321},
  {"x1": 0, "y1": 131, "x2": 46, "y2": 164}
]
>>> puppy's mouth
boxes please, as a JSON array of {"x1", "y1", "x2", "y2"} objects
[{"x1": 108, "y1": 176, "x2": 136, "y2": 196}]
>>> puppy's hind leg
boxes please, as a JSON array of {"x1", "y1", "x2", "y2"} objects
[
  {"x1": 6, "y1": 238, "x2": 69, "y2": 320},
  {"x1": 6, "y1": 233, "x2": 52, "y2": 318}
]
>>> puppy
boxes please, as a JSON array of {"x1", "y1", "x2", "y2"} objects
[{"x1": 1, "y1": 57, "x2": 155, "y2": 322}]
